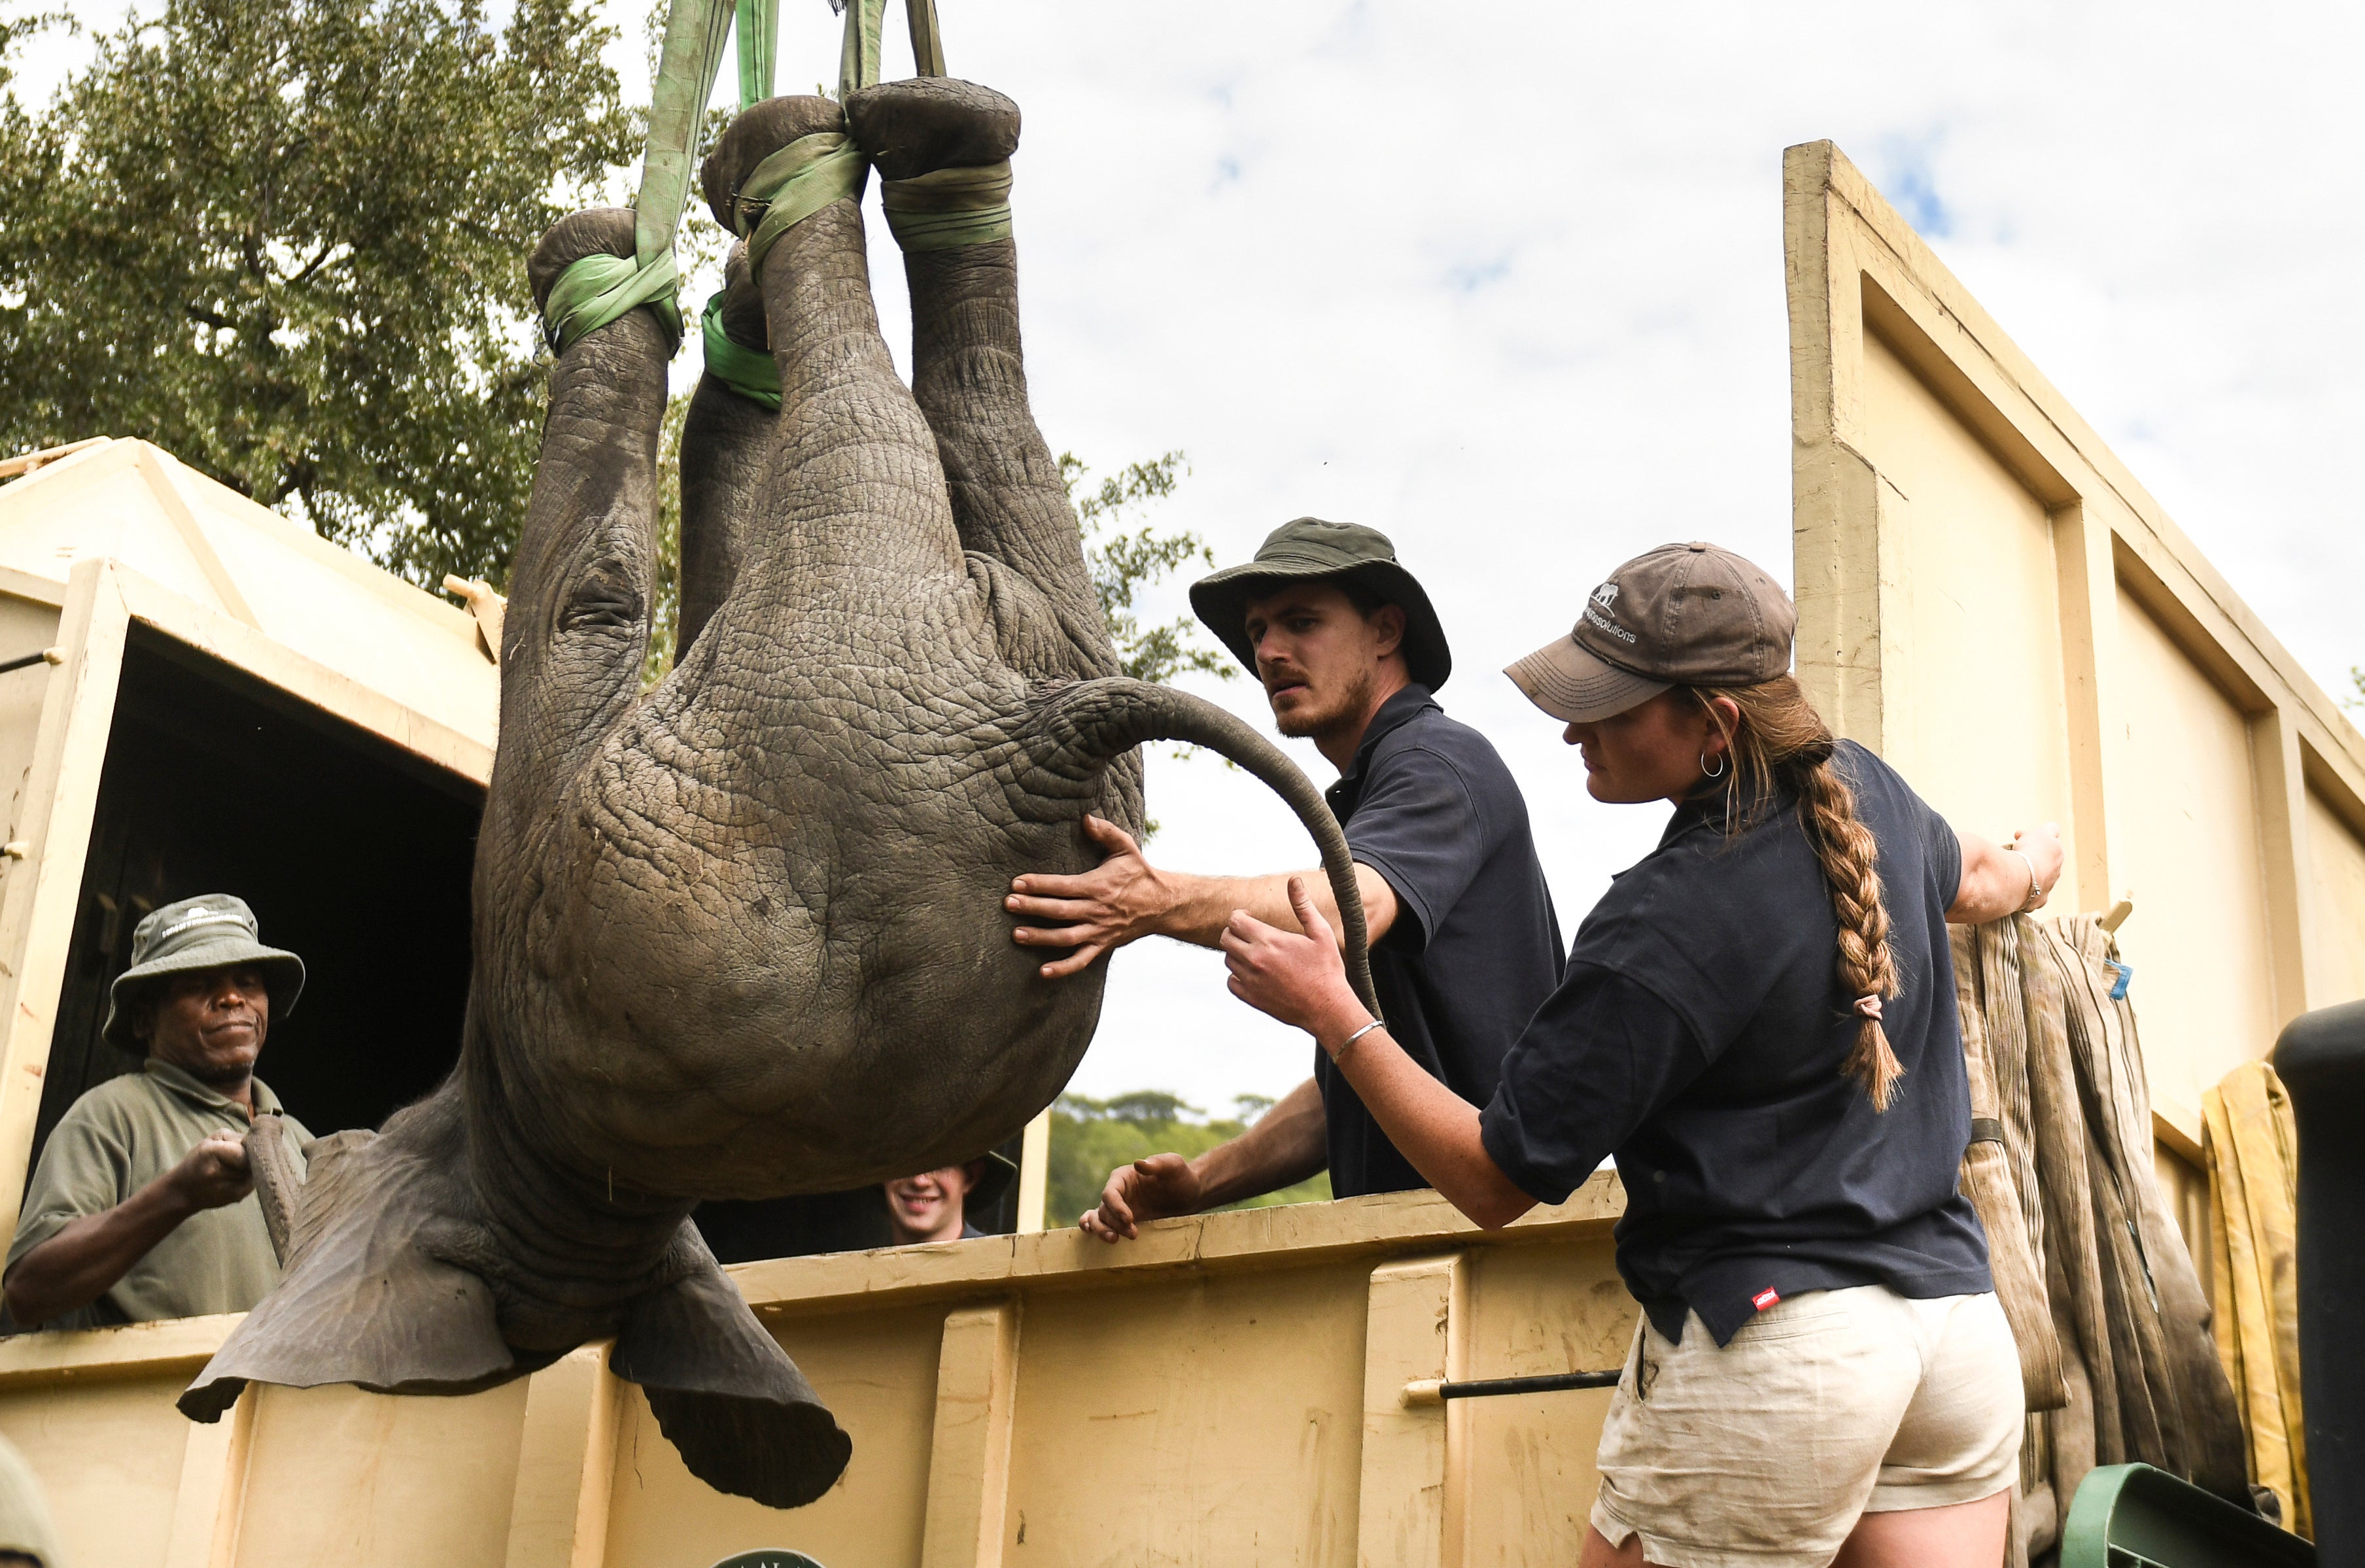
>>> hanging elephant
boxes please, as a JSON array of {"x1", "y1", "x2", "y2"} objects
[{"x1": 177, "y1": 77, "x2": 1376, "y2": 1508}]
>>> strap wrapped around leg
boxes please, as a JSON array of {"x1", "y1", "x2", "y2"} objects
[
  {"x1": 541, "y1": 251, "x2": 683, "y2": 355},
  {"x1": 700, "y1": 294, "x2": 781, "y2": 409},
  {"x1": 733, "y1": 132, "x2": 871, "y2": 271},
  {"x1": 880, "y1": 162, "x2": 1012, "y2": 252}
]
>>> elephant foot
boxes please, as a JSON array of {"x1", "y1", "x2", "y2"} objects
[
  {"x1": 844, "y1": 77, "x2": 1019, "y2": 180},
  {"x1": 701, "y1": 95, "x2": 854, "y2": 238}
]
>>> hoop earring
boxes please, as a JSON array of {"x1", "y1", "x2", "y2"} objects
[{"x1": 1700, "y1": 751, "x2": 1727, "y2": 779}]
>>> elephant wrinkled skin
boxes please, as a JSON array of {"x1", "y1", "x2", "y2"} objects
[{"x1": 179, "y1": 80, "x2": 1372, "y2": 1508}]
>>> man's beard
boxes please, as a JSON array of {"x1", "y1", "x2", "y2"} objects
[{"x1": 1271, "y1": 666, "x2": 1376, "y2": 740}]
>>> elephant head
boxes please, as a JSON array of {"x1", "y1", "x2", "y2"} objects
[{"x1": 178, "y1": 80, "x2": 1375, "y2": 1508}]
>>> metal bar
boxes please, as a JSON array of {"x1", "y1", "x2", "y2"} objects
[
  {"x1": 1402, "y1": 1369, "x2": 1620, "y2": 1406},
  {"x1": 0, "y1": 650, "x2": 56, "y2": 677}
]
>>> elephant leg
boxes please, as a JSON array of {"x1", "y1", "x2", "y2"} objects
[
  {"x1": 496, "y1": 207, "x2": 672, "y2": 804},
  {"x1": 677, "y1": 242, "x2": 773, "y2": 660},
  {"x1": 846, "y1": 78, "x2": 1118, "y2": 686},
  {"x1": 697, "y1": 97, "x2": 970, "y2": 622}
]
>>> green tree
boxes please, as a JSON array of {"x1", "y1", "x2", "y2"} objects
[
  {"x1": 1044, "y1": 1090, "x2": 1330, "y2": 1231},
  {"x1": 1061, "y1": 450, "x2": 1236, "y2": 687},
  {"x1": 0, "y1": 0, "x2": 636, "y2": 588}
]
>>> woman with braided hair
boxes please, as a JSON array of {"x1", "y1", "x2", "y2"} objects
[{"x1": 1222, "y1": 543, "x2": 2063, "y2": 1568}]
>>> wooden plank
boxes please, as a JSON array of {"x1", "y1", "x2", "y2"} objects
[
  {"x1": 1015, "y1": 1108, "x2": 1050, "y2": 1235},
  {"x1": 502, "y1": 1345, "x2": 623, "y2": 1568},
  {"x1": 162, "y1": 1382, "x2": 257, "y2": 1568},
  {"x1": 733, "y1": 1173, "x2": 1623, "y2": 1320},
  {"x1": 920, "y1": 1300, "x2": 1021, "y2": 1568},
  {"x1": 0, "y1": 1310, "x2": 236, "y2": 1387},
  {"x1": 1355, "y1": 1253, "x2": 1465, "y2": 1568},
  {"x1": 112, "y1": 566, "x2": 495, "y2": 784},
  {"x1": 0, "y1": 560, "x2": 129, "y2": 1250},
  {"x1": 133, "y1": 445, "x2": 262, "y2": 631},
  {"x1": 0, "y1": 438, "x2": 109, "y2": 483}
]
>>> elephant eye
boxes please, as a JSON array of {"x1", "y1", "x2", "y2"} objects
[{"x1": 561, "y1": 562, "x2": 644, "y2": 631}]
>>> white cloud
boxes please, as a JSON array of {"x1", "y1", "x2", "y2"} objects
[{"x1": 14, "y1": 1, "x2": 2361, "y2": 1112}]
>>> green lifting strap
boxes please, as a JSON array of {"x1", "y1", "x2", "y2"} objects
[
  {"x1": 837, "y1": 0, "x2": 886, "y2": 100},
  {"x1": 880, "y1": 160, "x2": 1012, "y2": 251},
  {"x1": 538, "y1": 0, "x2": 730, "y2": 354},
  {"x1": 700, "y1": 296, "x2": 781, "y2": 409},
  {"x1": 543, "y1": 252, "x2": 685, "y2": 355},
  {"x1": 735, "y1": 131, "x2": 869, "y2": 271},
  {"x1": 735, "y1": 0, "x2": 779, "y2": 111}
]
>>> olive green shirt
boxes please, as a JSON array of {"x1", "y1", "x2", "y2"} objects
[{"x1": 3, "y1": 1062, "x2": 309, "y2": 1333}]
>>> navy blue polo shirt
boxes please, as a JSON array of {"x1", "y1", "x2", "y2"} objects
[
  {"x1": 1317, "y1": 684, "x2": 1563, "y2": 1197},
  {"x1": 1477, "y1": 740, "x2": 1991, "y2": 1344}
]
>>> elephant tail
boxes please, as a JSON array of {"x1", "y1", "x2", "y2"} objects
[{"x1": 1026, "y1": 677, "x2": 1381, "y2": 1019}]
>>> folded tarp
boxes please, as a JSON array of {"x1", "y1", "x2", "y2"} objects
[{"x1": 1950, "y1": 913, "x2": 2249, "y2": 1566}]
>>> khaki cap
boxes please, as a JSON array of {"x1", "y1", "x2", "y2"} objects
[
  {"x1": 1504, "y1": 542, "x2": 1795, "y2": 723},
  {"x1": 101, "y1": 895, "x2": 305, "y2": 1053}
]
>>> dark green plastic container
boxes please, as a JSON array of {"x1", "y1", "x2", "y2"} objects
[{"x1": 2062, "y1": 1465, "x2": 2312, "y2": 1567}]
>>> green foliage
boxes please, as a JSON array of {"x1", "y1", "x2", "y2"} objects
[
  {"x1": 1044, "y1": 1090, "x2": 1330, "y2": 1231},
  {"x1": 0, "y1": 0, "x2": 636, "y2": 589},
  {"x1": 2349, "y1": 667, "x2": 2364, "y2": 710},
  {"x1": 1060, "y1": 451, "x2": 1235, "y2": 687},
  {"x1": 643, "y1": 388, "x2": 693, "y2": 687}
]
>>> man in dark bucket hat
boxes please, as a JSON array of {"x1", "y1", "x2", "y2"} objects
[
  {"x1": 3, "y1": 896, "x2": 313, "y2": 1332},
  {"x1": 1006, "y1": 518, "x2": 1563, "y2": 1233}
]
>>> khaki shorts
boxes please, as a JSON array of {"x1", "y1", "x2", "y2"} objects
[{"x1": 1591, "y1": 1286, "x2": 2022, "y2": 1568}]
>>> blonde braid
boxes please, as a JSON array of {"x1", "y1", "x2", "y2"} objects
[{"x1": 1689, "y1": 676, "x2": 1905, "y2": 1110}]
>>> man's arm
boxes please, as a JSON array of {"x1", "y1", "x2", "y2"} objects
[
  {"x1": 1079, "y1": 1077, "x2": 1329, "y2": 1243},
  {"x1": 1009, "y1": 815, "x2": 1398, "y2": 980},
  {"x1": 1, "y1": 1132, "x2": 253, "y2": 1328},
  {"x1": 1949, "y1": 823, "x2": 2065, "y2": 925}
]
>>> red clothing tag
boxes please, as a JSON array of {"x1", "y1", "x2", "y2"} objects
[{"x1": 1752, "y1": 1288, "x2": 1780, "y2": 1311}]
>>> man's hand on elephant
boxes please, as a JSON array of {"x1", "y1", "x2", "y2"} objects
[
  {"x1": 1080, "y1": 1152, "x2": 1203, "y2": 1243},
  {"x1": 168, "y1": 1131, "x2": 254, "y2": 1212},
  {"x1": 1221, "y1": 878, "x2": 1365, "y2": 1039},
  {"x1": 1007, "y1": 815, "x2": 1178, "y2": 979}
]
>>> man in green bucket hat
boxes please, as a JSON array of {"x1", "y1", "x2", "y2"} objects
[
  {"x1": 3, "y1": 895, "x2": 313, "y2": 1332},
  {"x1": 1005, "y1": 518, "x2": 1563, "y2": 1234}
]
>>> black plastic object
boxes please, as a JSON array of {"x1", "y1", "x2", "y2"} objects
[
  {"x1": 2275, "y1": 998, "x2": 2365, "y2": 1568},
  {"x1": 2062, "y1": 1463, "x2": 2315, "y2": 1567},
  {"x1": 1439, "y1": 1370, "x2": 1622, "y2": 1399}
]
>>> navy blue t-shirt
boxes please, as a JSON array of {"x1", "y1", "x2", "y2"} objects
[
  {"x1": 1318, "y1": 685, "x2": 1563, "y2": 1197},
  {"x1": 1477, "y1": 740, "x2": 1991, "y2": 1343}
]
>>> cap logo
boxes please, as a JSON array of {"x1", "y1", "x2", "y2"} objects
[
  {"x1": 1591, "y1": 581, "x2": 1620, "y2": 609},
  {"x1": 1581, "y1": 604, "x2": 1636, "y2": 645},
  {"x1": 154, "y1": 908, "x2": 249, "y2": 942}
]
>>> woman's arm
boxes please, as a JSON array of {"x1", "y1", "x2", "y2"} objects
[
  {"x1": 1949, "y1": 822, "x2": 2065, "y2": 925},
  {"x1": 1220, "y1": 879, "x2": 1536, "y2": 1230}
]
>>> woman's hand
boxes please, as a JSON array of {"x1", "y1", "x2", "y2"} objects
[{"x1": 1220, "y1": 878, "x2": 1370, "y2": 1042}]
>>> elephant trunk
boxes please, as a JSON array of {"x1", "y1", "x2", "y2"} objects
[{"x1": 1029, "y1": 679, "x2": 1380, "y2": 1018}]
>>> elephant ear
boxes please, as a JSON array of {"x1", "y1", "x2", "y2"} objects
[
  {"x1": 180, "y1": 1098, "x2": 517, "y2": 1420},
  {"x1": 610, "y1": 1224, "x2": 852, "y2": 1508}
]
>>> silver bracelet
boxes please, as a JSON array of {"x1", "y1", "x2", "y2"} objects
[
  {"x1": 1328, "y1": 1019, "x2": 1385, "y2": 1061},
  {"x1": 2003, "y1": 847, "x2": 2045, "y2": 914}
]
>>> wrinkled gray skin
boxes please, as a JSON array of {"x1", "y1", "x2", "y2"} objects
[{"x1": 179, "y1": 82, "x2": 1372, "y2": 1510}]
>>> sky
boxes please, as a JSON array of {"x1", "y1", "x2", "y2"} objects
[{"x1": 11, "y1": 2, "x2": 2364, "y2": 1117}]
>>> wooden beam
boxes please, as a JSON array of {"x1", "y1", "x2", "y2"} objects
[
  {"x1": 502, "y1": 1344, "x2": 624, "y2": 1568},
  {"x1": 0, "y1": 560, "x2": 129, "y2": 1251},
  {"x1": 920, "y1": 1300, "x2": 1022, "y2": 1568},
  {"x1": 1355, "y1": 1252, "x2": 1466, "y2": 1568}
]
